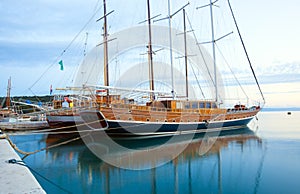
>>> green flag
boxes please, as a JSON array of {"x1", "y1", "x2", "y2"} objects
[{"x1": 59, "y1": 60, "x2": 64, "y2": 71}]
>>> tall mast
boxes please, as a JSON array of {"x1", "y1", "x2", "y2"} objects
[
  {"x1": 152, "y1": 2, "x2": 189, "y2": 99},
  {"x1": 183, "y1": 9, "x2": 189, "y2": 99},
  {"x1": 197, "y1": 0, "x2": 233, "y2": 103},
  {"x1": 96, "y1": 0, "x2": 114, "y2": 97},
  {"x1": 209, "y1": 0, "x2": 218, "y2": 103},
  {"x1": 147, "y1": 0, "x2": 155, "y2": 101},
  {"x1": 6, "y1": 76, "x2": 11, "y2": 108},
  {"x1": 103, "y1": 0, "x2": 109, "y2": 88},
  {"x1": 83, "y1": 32, "x2": 89, "y2": 57},
  {"x1": 167, "y1": 0, "x2": 175, "y2": 99}
]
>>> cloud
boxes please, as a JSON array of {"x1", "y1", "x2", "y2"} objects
[
  {"x1": 0, "y1": 0, "x2": 101, "y2": 44},
  {"x1": 257, "y1": 62, "x2": 300, "y2": 75},
  {"x1": 257, "y1": 62, "x2": 300, "y2": 84},
  {"x1": 220, "y1": 61, "x2": 300, "y2": 86}
]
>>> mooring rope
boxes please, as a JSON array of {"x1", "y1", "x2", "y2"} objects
[
  {"x1": 5, "y1": 134, "x2": 87, "y2": 160},
  {"x1": 7, "y1": 159, "x2": 71, "y2": 194}
]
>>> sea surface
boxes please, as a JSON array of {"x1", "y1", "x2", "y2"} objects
[{"x1": 8, "y1": 111, "x2": 300, "y2": 194}]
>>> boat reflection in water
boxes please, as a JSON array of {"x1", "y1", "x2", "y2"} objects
[{"x1": 44, "y1": 127, "x2": 265, "y2": 194}]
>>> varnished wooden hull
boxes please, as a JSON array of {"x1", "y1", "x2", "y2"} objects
[
  {"x1": 105, "y1": 116, "x2": 254, "y2": 136},
  {"x1": 47, "y1": 110, "x2": 256, "y2": 136},
  {"x1": 47, "y1": 115, "x2": 83, "y2": 131}
]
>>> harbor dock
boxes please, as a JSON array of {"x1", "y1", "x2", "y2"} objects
[{"x1": 0, "y1": 137, "x2": 46, "y2": 193}]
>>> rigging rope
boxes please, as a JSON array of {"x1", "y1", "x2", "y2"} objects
[
  {"x1": 28, "y1": 3, "x2": 104, "y2": 92},
  {"x1": 215, "y1": 43, "x2": 249, "y2": 101},
  {"x1": 227, "y1": 0, "x2": 265, "y2": 104},
  {"x1": 186, "y1": 13, "x2": 215, "y2": 95}
]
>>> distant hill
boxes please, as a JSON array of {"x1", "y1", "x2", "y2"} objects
[{"x1": 0, "y1": 95, "x2": 53, "y2": 108}]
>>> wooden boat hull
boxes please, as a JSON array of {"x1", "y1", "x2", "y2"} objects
[
  {"x1": 47, "y1": 115, "x2": 83, "y2": 130},
  {"x1": 47, "y1": 111, "x2": 108, "y2": 131},
  {"x1": 105, "y1": 116, "x2": 254, "y2": 136},
  {"x1": 47, "y1": 112, "x2": 255, "y2": 136},
  {"x1": 0, "y1": 121, "x2": 49, "y2": 131}
]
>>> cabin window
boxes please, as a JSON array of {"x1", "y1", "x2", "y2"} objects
[
  {"x1": 165, "y1": 119, "x2": 168, "y2": 122},
  {"x1": 128, "y1": 118, "x2": 132, "y2": 120},
  {"x1": 192, "y1": 102, "x2": 198, "y2": 109},
  {"x1": 156, "y1": 119, "x2": 159, "y2": 122},
  {"x1": 212, "y1": 103, "x2": 217, "y2": 108},
  {"x1": 146, "y1": 118, "x2": 150, "y2": 121},
  {"x1": 200, "y1": 102, "x2": 205, "y2": 108},
  {"x1": 206, "y1": 103, "x2": 211, "y2": 108},
  {"x1": 172, "y1": 119, "x2": 176, "y2": 122},
  {"x1": 176, "y1": 102, "x2": 183, "y2": 109},
  {"x1": 185, "y1": 102, "x2": 190, "y2": 109}
]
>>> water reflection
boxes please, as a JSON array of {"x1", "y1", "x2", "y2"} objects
[{"x1": 42, "y1": 127, "x2": 264, "y2": 194}]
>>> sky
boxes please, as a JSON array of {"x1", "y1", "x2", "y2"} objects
[{"x1": 0, "y1": 0, "x2": 300, "y2": 108}]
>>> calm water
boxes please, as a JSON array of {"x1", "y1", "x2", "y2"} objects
[{"x1": 8, "y1": 111, "x2": 300, "y2": 194}]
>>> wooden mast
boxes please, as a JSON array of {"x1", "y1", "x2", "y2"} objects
[
  {"x1": 183, "y1": 9, "x2": 189, "y2": 99},
  {"x1": 103, "y1": 0, "x2": 109, "y2": 88},
  {"x1": 147, "y1": 0, "x2": 155, "y2": 101},
  {"x1": 96, "y1": 1, "x2": 114, "y2": 104},
  {"x1": 6, "y1": 77, "x2": 11, "y2": 108},
  {"x1": 154, "y1": 2, "x2": 189, "y2": 99},
  {"x1": 209, "y1": 0, "x2": 218, "y2": 104},
  {"x1": 167, "y1": 0, "x2": 175, "y2": 99}
]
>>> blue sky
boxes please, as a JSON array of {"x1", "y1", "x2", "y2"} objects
[{"x1": 0, "y1": 0, "x2": 300, "y2": 107}]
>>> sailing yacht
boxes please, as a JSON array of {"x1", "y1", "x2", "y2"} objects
[
  {"x1": 0, "y1": 77, "x2": 16, "y2": 121},
  {"x1": 46, "y1": 0, "x2": 264, "y2": 136}
]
